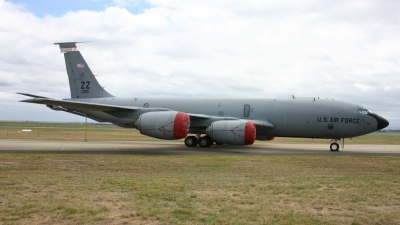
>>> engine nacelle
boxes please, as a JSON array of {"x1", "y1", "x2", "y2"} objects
[
  {"x1": 206, "y1": 120, "x2": 256, "y2": 145},
  {"x1": 136, "y1": 111, "x2": 190, "y2": 140}
]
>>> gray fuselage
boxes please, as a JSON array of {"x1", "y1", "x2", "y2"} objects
[{"x1": 70, "y1": 97, "x2": 382, "y2": 140}]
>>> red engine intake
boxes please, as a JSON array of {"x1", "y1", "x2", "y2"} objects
[
  {"x1": 244, "y1": 121, "x2": 256, "y2": 145},
  {"x1": 173, "y1": 112, "x2": 191, "y2": 139}
]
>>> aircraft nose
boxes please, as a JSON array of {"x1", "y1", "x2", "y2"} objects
[{"x1": 370, "y1": 113, "x2": 389, "y2": 130}]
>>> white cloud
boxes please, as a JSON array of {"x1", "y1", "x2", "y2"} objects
[
  {"x1": 353, "y1": 83, "x2": 376, "y2": 92},
  {"x1": 0, "y1": 0, "x2": 399, "y2": 127}
]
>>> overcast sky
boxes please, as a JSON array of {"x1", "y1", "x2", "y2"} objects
[{"x1": 1, "y1": 0, "x2": 399, "y2": 128}]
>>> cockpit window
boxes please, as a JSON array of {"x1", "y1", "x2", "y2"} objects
[{"x1": 359, "y1": 108, "x2": 372, "y2": 115}]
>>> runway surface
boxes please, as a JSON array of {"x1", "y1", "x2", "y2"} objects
[{"x1": 1, "y1": 139, "x2": 399, "y2": 156}]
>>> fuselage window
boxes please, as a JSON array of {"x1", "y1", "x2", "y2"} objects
[
  {"x1": 244, "y1": 104, "x2": 250, "y2": 117},
  {"x1": 143, "y1": 103, "x2": 149, "y2": 108}
]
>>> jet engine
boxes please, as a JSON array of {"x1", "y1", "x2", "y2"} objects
[
  {"x1": 136, "y1": 111, "x2": 190, "y2": 140},
  {"x1": 206, "y1": 120, "x2": 256, "y2": 145}
]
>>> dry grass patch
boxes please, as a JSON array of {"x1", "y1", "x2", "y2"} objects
[{"x1": 1, "y1": 155, "x2": 400, "y2": 224}]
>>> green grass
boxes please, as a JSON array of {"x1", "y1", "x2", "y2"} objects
[
  {"x1": 1, "y1": 155, "x2": 400, "y2": 224},
  {"x1": 0, "y1": 121, "x2": 159, "y2": 141}
]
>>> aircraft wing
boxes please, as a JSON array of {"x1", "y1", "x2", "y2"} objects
[
  {"x1": 250, "y1": 120, "x2": 275, "y2": 129},
  {"x1": 20, "y1": 98, "x2": 142, "y2": 112},
  {"x1": 18, "y1": 94, "x2": 275, "y2": 130},
  {"x1": 188, "y1": 113, "x2": 275, "y2": 129},
  {"x1": 187, "y1": 113, "x2": 211, "y2": 119}
]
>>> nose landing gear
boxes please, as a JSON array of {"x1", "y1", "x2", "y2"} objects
[
  {"x1": 330, "y1": 142, "x2": 340, "y2": 151},
  {"x1": 330, "y1": 138, "x2": 344, "y2": 151}
]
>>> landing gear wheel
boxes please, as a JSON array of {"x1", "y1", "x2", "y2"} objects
[
  {"x1": 184, "y1": 136, "x2": 198, "y2": 147},
  {"x1": 330, "y1": 143, "x2": 340, "y2": 151},
  {"x1": 199, "y1": 136, "x2": 213, "y2": 148}
]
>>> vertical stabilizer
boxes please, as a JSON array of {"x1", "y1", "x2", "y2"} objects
[{"x1": 54, "y1": 42, "x2": 113, "y2": 98}]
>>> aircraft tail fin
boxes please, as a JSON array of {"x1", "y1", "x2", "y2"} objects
[{"x1": 54, "y1": 42, "x2": 113, "y2": 99}]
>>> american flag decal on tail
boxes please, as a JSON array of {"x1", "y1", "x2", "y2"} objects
[{"x1": 77, "y1": 63, "x2": 84, "y2": 68}]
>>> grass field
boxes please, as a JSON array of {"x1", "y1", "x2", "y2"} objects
[
  {"x1": 1, "y1": 121, "x2": 400, "y2": 224},
  {"x1": 1, "y1": 155, "x2": 400, "y2": 224},
  {"x1": 1, "y1": 121, "x2": 399, "y2": 144},
  {"x1": 0, "y1": 121, "x2": 156, "y2": 141}
]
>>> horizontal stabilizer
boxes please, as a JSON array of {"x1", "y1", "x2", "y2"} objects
[{"x1": 16, "y1": 92, "x2": 51, "y2": 99}]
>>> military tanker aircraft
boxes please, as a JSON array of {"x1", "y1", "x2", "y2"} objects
[{"x1": 18, "y1": 42, "x2": 389, "y2": 151}]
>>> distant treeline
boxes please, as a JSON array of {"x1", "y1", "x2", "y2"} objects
[{"x1": 379, "y1": 130, "x2": 400, "y2": 133}]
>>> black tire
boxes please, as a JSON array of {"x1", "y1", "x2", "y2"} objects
[
  {"x1": 330, "y1": 143, "x2": 340, "y2": 151},
  {"x1": 199, "y1": 136, "x2": 213, "y2": 148},
  {"x1": 184, "y1": 136, "x2": 198, "y2": 147}
]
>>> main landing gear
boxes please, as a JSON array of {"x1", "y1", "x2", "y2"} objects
[
  {"x1": 184, "y1": 136, "x2": 198, "y2": 147},
  {"x1": 184, "y1": 135, "x2": 214, "y2": 148}
]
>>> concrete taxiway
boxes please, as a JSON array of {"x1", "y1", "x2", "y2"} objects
[{"x1": 0, "y1": 139, "x2": 399, "y2": 156}]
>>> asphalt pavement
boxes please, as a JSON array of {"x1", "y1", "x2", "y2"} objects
[{"x1": 1, "y1": 139, "x2": 399, "y2": 156}]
